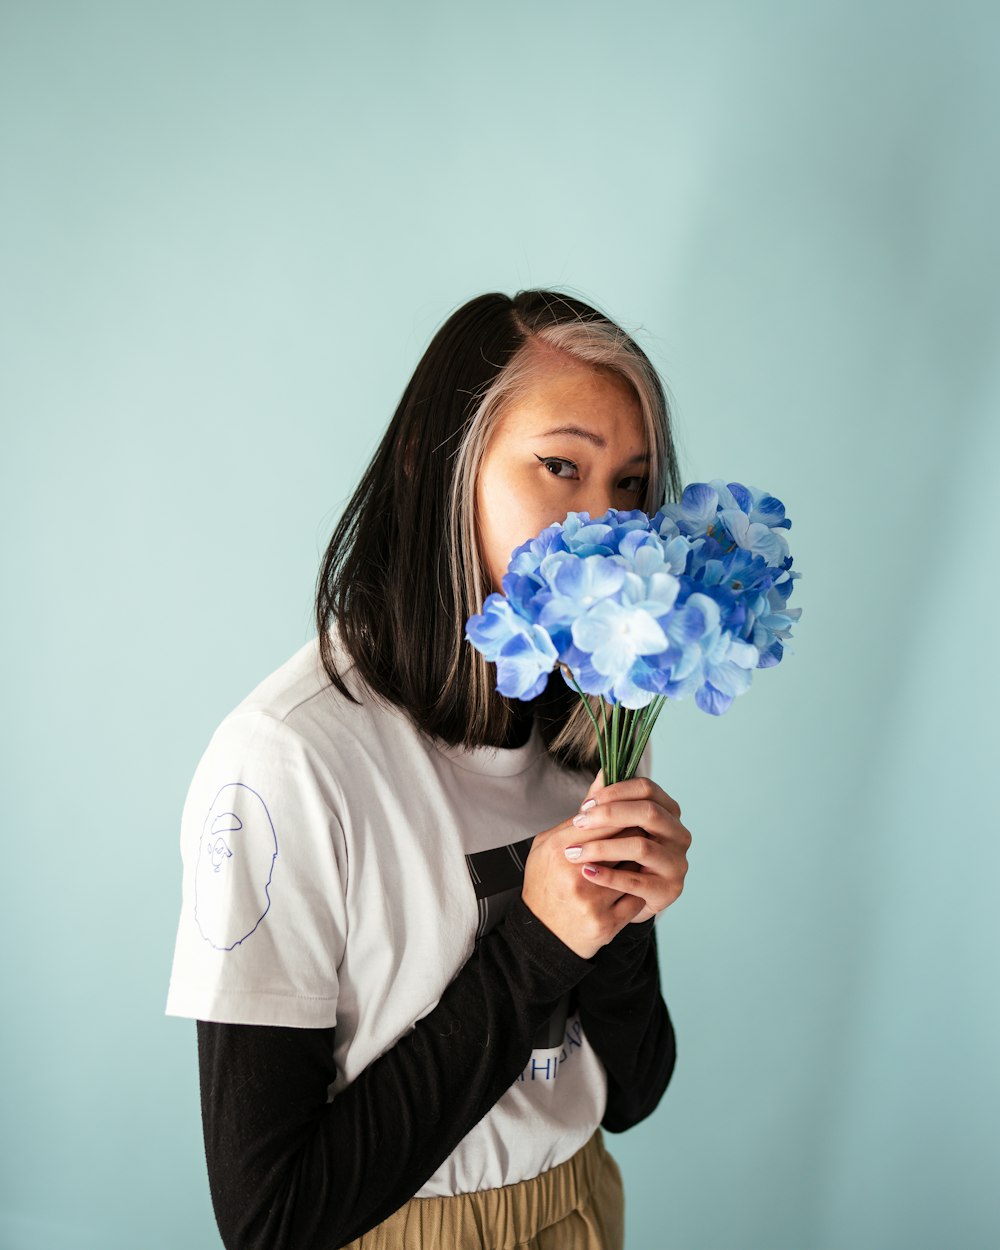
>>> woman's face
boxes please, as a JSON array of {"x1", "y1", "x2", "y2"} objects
[{"x1": 475, "y1": 352, "x2": 649, "y2": 594}]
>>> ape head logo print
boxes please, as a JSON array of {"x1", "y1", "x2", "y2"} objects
[
  {"x1": 207, "y1": 826, "x2": 235, "y2": 873},
  {"x1": 195, "y1": 782, "x2": 278, "y2": 951}
]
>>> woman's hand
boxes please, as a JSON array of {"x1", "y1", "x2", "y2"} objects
[
  {"x1": 521, "y1": 803, "x2": 647, "y2": 961},
  {"x1": 563, "y1": 771, "x2": 691, "y2": 924}
]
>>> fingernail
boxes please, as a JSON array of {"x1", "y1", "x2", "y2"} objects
[
  {"x1": 579, "y1": 798, "x2": 597, "y2": 812},
  {"x1": 564, "y1": 846, "x2": 582, "y2": 861},
  {"x1": 582, "y1": 865, "x2": 600, "y2": 878},
  {"x1": 572, "y1": 813, "x2": 590, "y2": 828}
]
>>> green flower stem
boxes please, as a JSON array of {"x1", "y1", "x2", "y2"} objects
[
  {"x1": 599, "y1": 696, "x2": 610, "y2": 774},
  {"x1": 561, "y1": 668, "x2": 667, "y2": 785},
  {"x1": 625, "y1": 707, "x2": 639, "y2": 766},
  {"x1": 623, "y1": 695, "x2": 667, "y2": 779},
  {"x1": 623, "y1": 702, "x2": 653, "y2": 778},
  {"x1": 563, "y1": 666, "x2": 608, "y2": 780}
]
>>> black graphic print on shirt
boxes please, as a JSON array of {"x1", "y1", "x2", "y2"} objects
[{"x1": 465, "y1": 837, "x2": 571, "y2": 1051}]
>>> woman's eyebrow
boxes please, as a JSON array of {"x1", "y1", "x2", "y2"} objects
[{"x1": 534, "y1": 424, "x2": 649, "y2": 463}]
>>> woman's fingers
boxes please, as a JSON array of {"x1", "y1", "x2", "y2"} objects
[
  {"x1": 565, "y1": 777, "x2": 692, "y2": 916},
  {"x1": 566, "y1": 834, "x2": 684, "y2": 896},
  {"x1": 564, "y1": 835, "x2": 656, "y2": 865},
  {"x1": 609, "y1": 891, "x2": 648, "y2": 925},
  {"x1": 521, "y1": 815, "x2": 654, "y2": 959},
  {"x1": 581, "y1": 775, "x2": 681, "y2": 820},
  {"x1": 523, "y1": 775, "x2": 691, "y2": 951},
  {"x1": 579, "y1": 857, "x2": 687, "y2": 913},
  {"x1": 573, "y1": 798, "x2": 690, "y2": 849}
]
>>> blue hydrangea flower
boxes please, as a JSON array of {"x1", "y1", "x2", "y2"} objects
[
  {"x1": 572, "y1": 599, "x2": 670, "y2": 688},
  {"x1": 695, "y1": 629, "x2": 760, "y2": 715},
  {"x1": 464, "y1": 593, "x2": 530, "y2": 661},
  {"x1": 493, "y1": 627, "x2": 559, "y2": 700},
  {"x1": 709, "y1": 480, "x2": 791, "y2": 530},
  {"x1": 465, "y1": 487, "x2": 801, "y2": 777},
  {"x1": 656, "y1": 483, "x2": 719, "y2": 538}
]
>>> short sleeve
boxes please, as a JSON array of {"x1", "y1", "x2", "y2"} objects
[{"x1": 165, "y1": 708, "x2": 348, "y2": 1028}]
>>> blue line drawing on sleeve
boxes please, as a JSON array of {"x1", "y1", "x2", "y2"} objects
[
  {"x1": 194, "y1": 783, "x2": 278, "y2": 951},
  {"x1": 207, "y1": 812, "x2": 241, "y2": 872}
]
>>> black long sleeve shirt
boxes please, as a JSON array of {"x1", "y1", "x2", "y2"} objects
[{"x1": 197, "y1": 901, "x2": 674, "y2": 1250}]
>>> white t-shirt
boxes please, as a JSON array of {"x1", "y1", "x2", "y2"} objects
[{"x1": 166, "y1": 629, "x2": 628, "y2": 1195}]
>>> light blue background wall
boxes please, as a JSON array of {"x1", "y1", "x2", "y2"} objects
[{"x1": 2, "y1": 2, "x2": 997, "y2": 1248}]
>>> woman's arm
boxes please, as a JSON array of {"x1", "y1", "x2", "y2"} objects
[
  {"x1": 557, "y1": 772, "x2": 687, "y2": 1130},
  {"x1": 573, "y1": 918, "x2": 676, "y2": 1131},
  {"x1": 197, "y1": 897, "x2": 592, "y2": 1250}
]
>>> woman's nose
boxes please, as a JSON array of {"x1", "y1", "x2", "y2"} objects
[{"x1": 578, "y1": 487, "x2": 617, "y2": 519}]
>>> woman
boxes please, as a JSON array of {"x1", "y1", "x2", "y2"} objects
[{"x1": 166, "y1": 289, "x2": 693, "y2": 1249}]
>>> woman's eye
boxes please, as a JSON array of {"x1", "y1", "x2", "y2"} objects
[
  {"x1": 540, "y1": 462, "x2": 650, "y2": 495},
  {"x1": 536, "y1": 455, "x2": 579, "y2": 480}
]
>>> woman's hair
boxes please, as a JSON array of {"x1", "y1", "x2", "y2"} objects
[{"x1": 315, "y1": 289, "x2": 682, "y2": 771}]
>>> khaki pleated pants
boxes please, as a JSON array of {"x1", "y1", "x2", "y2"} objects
[{"x1": 342, "y1": 1129, "x2": 625, "y2": 1250}]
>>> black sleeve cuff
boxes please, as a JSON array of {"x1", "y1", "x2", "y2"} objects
[{"x1": 500, "y1": 895, "x2": 595, "y2": 988}]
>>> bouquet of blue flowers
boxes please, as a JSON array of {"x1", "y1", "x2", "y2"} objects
[{"x1": 465, "y1": 480, "x2": 801, "y2": 783}]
